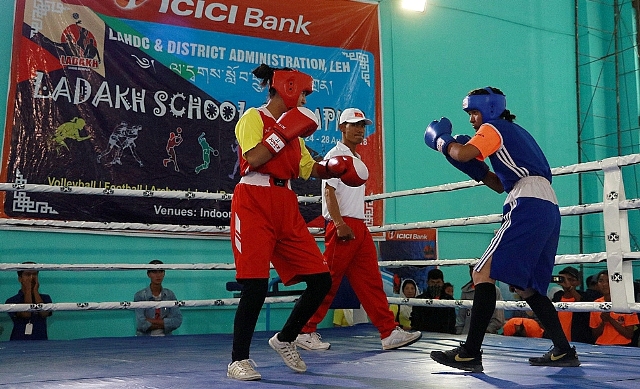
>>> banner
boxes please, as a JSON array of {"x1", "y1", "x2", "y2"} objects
[
  {"x1": 1, "y1": 0, "x2": 383, "y2": 231},
  {"x1": 379, "y1": 228, "x2": 438, "y2": 294}
]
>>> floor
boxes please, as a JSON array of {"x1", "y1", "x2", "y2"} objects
[{"x1": 0, "y1": 324, "x2": 639, "y2": 388}]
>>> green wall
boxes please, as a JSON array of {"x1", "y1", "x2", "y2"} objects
[
  {"x1": 379, "y1": 0, "x2": 584, "y2": 290},
  {"x1": 0, "y1": 1, "x2": 637, "y2": 340}
]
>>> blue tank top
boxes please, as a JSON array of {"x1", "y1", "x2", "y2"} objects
[{"x1": 485, "y1": 119, "x2": 552, "y2": 193}]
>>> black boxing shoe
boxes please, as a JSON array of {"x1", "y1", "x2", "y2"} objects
[
  {"x1": 529, "y1": 346, "x2": 580, "y2": 367},
  {"x1": 430, "y1": 343, "x2": 483, "y2": 373}
]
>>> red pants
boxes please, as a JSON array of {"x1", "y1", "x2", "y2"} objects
[
  {"x1": 231, "y1": 182, "x2": 328, "y2": 285},
  {"x1": 302, "y1": 217, "x2": 397, "y2": 338}
]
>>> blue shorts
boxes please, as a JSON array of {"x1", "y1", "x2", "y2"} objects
[{"x1": 476, "y1": 197, "x2": 560, "y2": 296}]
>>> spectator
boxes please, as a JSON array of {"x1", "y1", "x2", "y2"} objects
[
  {"x1": 583, "y1": 274, "x2": 603, "y2": 302},
  {"x1": 551, "y1": 266, "x2": 594, "y2": 344},
  {"x1": 502, "y1": 317, "x2": 545, "y2": 338},
  {"x1": 589, "y1": 270, "x2": 639, "y2": 346},
  {"x1": 134, "y1": 260, "x2": 183, "y2": 336},
  {"x1": 456, "y1": 265, "x2": 504, "y2": 335},
  {"x1": 5, "y1": 262, "x2": 52, "y2": 340},
  {"x1": 332, "y1": 307, "x2": 368, "y2": 327},
  {"x1": 443, "y1": 283, "x2": 454, "y2": 298},
  {"x1": 411, "y1": 269, "x2": 456, "y2": 334},
  {"x1": 502, "y1": 286, "x2": 545, "y2": 338},
  {"x1": 389, "y1": 279, "x2": 419, "y2": 330}
]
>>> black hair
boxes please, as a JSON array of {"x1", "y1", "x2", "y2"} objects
[
  {"x1": 596, "y1": 269, "x2": 608, "y2": 280},
  {"x1": 148, "y1": 259, "x2": 164, "y2": 272},
  {"x1": 17, "y1": 261, "x2": 37, "y2": 277},
  {"x1": 427, "y1": 268, "x2": 444, "y2": 280},
  {"x1": 251, "y1": 63, "x2": 293, "y2": 98},
  {"x1": 402, "y1": 279, "x2": 417, "y2": 289},
  {"x1": 467, "y1": 86, "x2": 516, "y2": 122}
]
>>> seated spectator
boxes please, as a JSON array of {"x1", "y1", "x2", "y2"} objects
[
  {"x1": 589, "y1": 270, "x2": 639, "y2": 346},
  {"x1": 389, "y1": 279, "x2": 418, "y2": 330},
  {"x1": 551, "y1": 266, "x2": 594, "y2": 344},
  {"x1": 411, "y1": 269, "x2": 456, "y2": 334},
  {"x1": 333, "y1": 309, "x2": 353, "y2": 327},
  {"x1": 502, "y1": 317, "x2": 545, "y2": 338},
  {"x1": 456, "y1": 265, "x2": 505, "y2": 335},
  {"x1": 583, "y1": 274, "x2": 603, "y2": 302},
  {"x1": 502, "y1": 285, "x2": 545, "y2": 337},
  {"x1": 134, "y1": 260, "x2": 183, "y2": 336},
  {"x1": 333, "y1": 307, "x2": 368, "y2": 327},
  {"x1": 5, "y1": 262, "x2": 52, "y2": 340},
  {"x1": 443, "y1": 283, "x2": 454, "y2": 298}
]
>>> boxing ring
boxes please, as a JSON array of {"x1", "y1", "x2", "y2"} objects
[{"x1": 0, "y1": 153, "x2": 639, "y2": 388}]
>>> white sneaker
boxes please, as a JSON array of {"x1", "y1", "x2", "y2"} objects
[
  {"x1": 296, "y1": 332, "x2": 331, "y2": 350},
  {"x1": 227, "y1": 359, "x2": 261, "y2": 381},
  {"x1": 381, "y1": 327, "x2": 422, "y2": 350},
  {"x1": 269, "y1": 333, "x2": 307, "y2": 372}
]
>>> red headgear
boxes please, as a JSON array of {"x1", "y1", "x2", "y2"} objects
[{"x1": 271, "y1": 70, "x2": 313, "y2": 109}]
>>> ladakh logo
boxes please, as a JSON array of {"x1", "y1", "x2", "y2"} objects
[
  {"x1": 58, "y1": 14, "x2": 101, "y2": 70},
  {"x1": 115, "y1": 0, "x2": 149, "y2": 9}
]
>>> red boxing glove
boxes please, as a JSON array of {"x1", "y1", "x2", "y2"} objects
[
  {"x1": 317, "y1": 156, "x2": 369, "y2": 187},
  {"x1": 262, "y1": 107, "x2": 319, "y2": 155}
]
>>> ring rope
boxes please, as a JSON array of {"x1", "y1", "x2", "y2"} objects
[
  {"x1": 0, "y1": 251, "x2": 624, "y2": 272},
  {"x1": 0, "y1": 218, "x2": 325, "y2": 237},
  {"x1": 0, "y1": 183, "x2": 322, "y2": 204},
  {"x1": 0, "y1": 198, "x2": 636, "y2": 237},
  {"x1": 386, "y1": 297, "x2": 640, "y2": 313},
  {"x1": 0, "y1": 263, "x2": 237, "y2": 271},
  {"x1": 366, "y1": 153, "x2": 640, "y2": 201},
  {"x1": 2, "y1": 252, "x2": 639, "y2": 273},
  {"x1": 369, "y1": 199, "x2": 640, "y2": 233},
  {"x1": 0, "y1": 297, "x2": 635, "y2": 313},
  {"x1": 0, "y1": 154, "x2": 638, "y2": 237},
  {"x1": 0, "y1": 296, "x2": 299, "y2": 313},
  {"x1": 2, "y1": 154, "x2": 637, "y2": 206}
]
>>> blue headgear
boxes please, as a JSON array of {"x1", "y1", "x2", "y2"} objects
[{"x1": 462, "y1": 87, "x2": 506, "y2": 122}]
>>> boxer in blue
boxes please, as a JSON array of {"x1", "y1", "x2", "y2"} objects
[{"x1": 424, "y1": 87, "x2": 580, "y2": 372}]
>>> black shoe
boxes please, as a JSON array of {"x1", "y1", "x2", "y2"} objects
[
  {"x1": 529, "y1": 346, "x2": 580, "y2": 367},
  {"x1": 430, "y1": 343, "x2": 483, "y2": 373}
]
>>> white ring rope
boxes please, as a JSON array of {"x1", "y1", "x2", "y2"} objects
[
  {"x1": 386, "y1": 297, "x2": 640, "y2": 313},
  {"x1": 366, "y1": 153, "x2": 640, "y2": 201},
  {"x1": 2, "y1": 153, "x2": 637, "y2": 209},
  {"x1": 0, "y1": 296, "x2": 299, "y2": 313},
  {"x1": 0, "y1": 197, "x2": 636, "y2": 238},
  {"x1": 0, "y1": 154, "x2": 637, "y2": 238},
  {"x1": 0, "y1": 263, "x2": 237, "y2": 271},
  {"x1": 0, "y1": 250, "x2": 631, "y2": 272},
  {"x1": 0, "y1": 183, "x2": 322, "y2": 204},
  {"x1": 0, "y1": 218, "x2": 325, "y2": 237},
  {"x1": 0, "y1": 296, "x2": 636, "y2": 313},
  {"x1": 368, "y1": 199, "x2": 640, "y2": 233}
]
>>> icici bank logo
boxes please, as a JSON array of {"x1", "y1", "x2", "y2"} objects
[{"x1": 114, "y1": 0, "x2": 149, "y2": 10}]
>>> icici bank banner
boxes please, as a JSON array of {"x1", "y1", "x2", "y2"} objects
[{"x1": 2, "y1": 0, "x2": 383, "y2": 230}]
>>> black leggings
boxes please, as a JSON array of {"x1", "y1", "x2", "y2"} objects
[{"x1": 231, "y1": 272, "x2": 331, "y2": 361}]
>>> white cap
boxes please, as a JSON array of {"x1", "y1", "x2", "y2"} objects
[{"x1": 339, "y1": 108, "x2": 373, "y2": 125}]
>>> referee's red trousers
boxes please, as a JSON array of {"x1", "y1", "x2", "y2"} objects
[{"x1": 301, "y1": 217, "x2": 398, "y2": 338}]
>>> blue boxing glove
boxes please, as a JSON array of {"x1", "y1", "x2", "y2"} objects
[
  {"x1": 424, "y1": 117, "x2": 455, "y2": 155},
  {"x1": 445, "y1": 134, "x2": 490, "y2": 182}
]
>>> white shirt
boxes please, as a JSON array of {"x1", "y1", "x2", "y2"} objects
[{"x1": 322, "y1": 141, "x2": 366, "y2": 220}]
